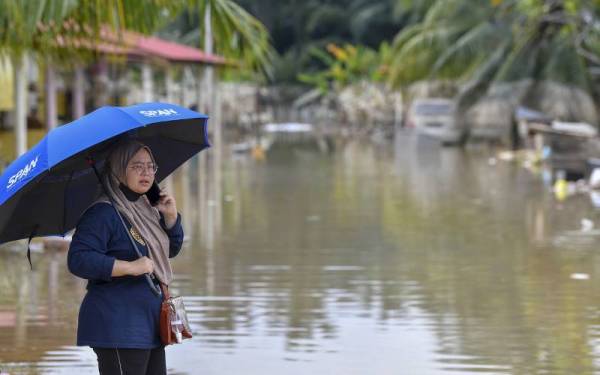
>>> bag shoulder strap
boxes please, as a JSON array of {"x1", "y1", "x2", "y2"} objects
[{"x1": 160, "y1": 283, "x2": 170, "y2": 300}]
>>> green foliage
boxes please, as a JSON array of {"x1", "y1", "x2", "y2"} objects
[
  {"x1": 0, "y1": 0, "x2": 274, "y2": 76},
  {"x1": 232, "y1": 0, "x2": 406, "y2": 83},
  {"x1": 190, "y1": 0, "x2": 274, "y2": 76},
  {"x1": 0, "y1": 0, "x2": 177, "y2": 59},
  {"x1": 158, "y1": 0, "x2": 275, "y2": 79},
  {"x1": 389, "y1": 0, "x2": 600, "y2": 96},
  {"x1": 298, "y1": 42, "x2": 390, "y2": 92}
]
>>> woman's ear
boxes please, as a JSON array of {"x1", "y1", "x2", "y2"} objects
[{"x1": 146, "y1": 181, "x2": 162, "y2": 206}]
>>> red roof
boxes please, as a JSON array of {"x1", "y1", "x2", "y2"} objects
[
  {"x1": 48, "y1": 22, "x2": 227, "y2": 65},
  {"x1": 94, "y1": 28, "x2": 227, "y2": 65},
  {"x1": 131, "y1": 33, "x2": 226, "y2": 65}
]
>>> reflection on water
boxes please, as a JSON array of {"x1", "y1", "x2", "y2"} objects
[{"x1": 3, "y1": 131, "x2": 600, "y2": 374}]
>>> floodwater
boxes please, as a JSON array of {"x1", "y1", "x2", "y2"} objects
[{"x1": 2, "y1": 131, "x2": 600, "y2": 374}]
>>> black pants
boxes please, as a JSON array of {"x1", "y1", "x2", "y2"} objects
[{"x1": 92, "y1": 347, "x2": 166, "y2": 375}]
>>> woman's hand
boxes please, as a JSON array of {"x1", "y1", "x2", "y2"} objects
[
  {"x1": 128, "y1": 256, "x2": 154, "y2": 276},
  {"x1": 112, "y1": 257, "x2": 154, "y2": 277},
  {"x1": 156, "y1": 191, "x2": 178, "y2": 229}
]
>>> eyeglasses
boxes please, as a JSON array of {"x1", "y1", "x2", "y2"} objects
[{"x1": 129, "y1": 163, "x2": 158, "y2": 175}]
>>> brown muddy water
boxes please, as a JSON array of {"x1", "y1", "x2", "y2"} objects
[{"x1": 2, "y1": 131, "x2": 600, "y2": 374}]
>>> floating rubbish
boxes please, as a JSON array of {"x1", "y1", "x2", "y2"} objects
[
  {"x1": 554, "y1": 170, "x2": 568, "y2": 201},
  {"x1": 224, "y1": 195, "x2": 234, "y2": 202},
  {"x1": 264, "y1": 123, "x2": 313, "y2": 133},
  {"x1": 306, "y1": 215, "x2": 321, "y2": 222},
  {"x1": 591, "y1": 167, "x2": 600, "y2": 189},
  {"x1": 497, "y1": 151, "x2": 515, "y2": 161},
  {"x1": 590, "y1": 191, "x2": 600, "y2": 208},
  {"x1": 570, "y1": 273, "x2": 590, "y2": 280},
  {"x1": 542, "y1": 145, "x2": 552, "y2": 160},
  {"x1": 581, "y1": 218, "x2": 594, "y2": 232},
  {"x1": 252, "y1": 146, "x2": 266, "y2": 161},
  {"x1": 230, "y1": 142, "x2": 253, "y2": 154},
  {"x1": 488, "y1": 157, "x2": 497, "y2": 166}
]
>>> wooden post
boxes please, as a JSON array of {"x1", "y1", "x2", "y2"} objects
[
  {"x1": 72, "y1": 65, "x2": 85, "y2": 119},
  {"x1": 165, "y1": 67, "x2": 175, "y2": 104},
  {"x1": 45, "y1": 63, "x2": 57, "y2": 130},
  {"x1": 142, "y1": 63, "x2": 153, "y2": 102},
  {"x1": 183, "y1": 65, "x2": 193, "y2": 107},
  {"x1": 93, "y1": 60, "x2": 110, "y2": 108},
  {"x1": 213, "y1": 82, "x2": 222, "y2": 236},
  {"x1": 195, "y1": 65, "x2": 202, "y2": 111},
  {"x1": 204, "y1": 5, "x2": 223, "y2": 239},
  {"x1": 180, "y1": 162, "x2": 191, "y2": 236},
  {"x1": 162, "y1": 66, "x2": 174, "y2": 192},
  {"x1": 13, "y1": 53, "x2": 28, "y2": 156}
]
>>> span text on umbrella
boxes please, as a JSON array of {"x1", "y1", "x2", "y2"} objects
[
  {"x1": 139, "y1": 109, "x2": 178, "y2": 117},
  {"x1": 6, "y1": 155, "x2": 39, "y2": 190}
]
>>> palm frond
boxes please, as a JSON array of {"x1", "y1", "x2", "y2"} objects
[
  {"x1": 430, "y1": 21, "x2": 508, "y2": 77},
  {"x1": 193, "y1": 0, "x2": 275, "y2": 75},
  {"x1": 542, "y1": 35, "x2": 590, "y2": 90},
  {"x1": 389, "y1": 24, "x2": 469, "y2": 85},
  {"x1": 456, "y1": 40, "x2": 512, "y2": 111}
]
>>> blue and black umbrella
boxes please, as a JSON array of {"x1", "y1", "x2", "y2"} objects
[{"x1": 0, "y1": 102, "x2": 210, "y2": 261}]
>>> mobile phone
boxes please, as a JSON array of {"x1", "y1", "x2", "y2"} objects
[{"x1": 146, "y1": 181, "x2": 162, "y2": 206}]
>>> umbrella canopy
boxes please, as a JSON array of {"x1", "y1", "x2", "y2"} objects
[{"x1": 0, "y1": 102, "x2": 210, "y2": 244}]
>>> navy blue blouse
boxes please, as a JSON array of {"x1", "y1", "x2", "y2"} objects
[{"x1": 67, "y1": 202, "x2": 184, "y2": 349}]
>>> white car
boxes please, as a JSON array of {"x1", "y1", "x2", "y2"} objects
[{"x1": 407, "y1": 98, "x2": 464, "y2": 145}]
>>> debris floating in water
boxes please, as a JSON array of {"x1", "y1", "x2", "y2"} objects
[
  {"x1": 570, "y1": 273, "x2": 590, "y2": 280},
  {"x1": 581, "y1": 218, "x2": 594, "y2": 232}
]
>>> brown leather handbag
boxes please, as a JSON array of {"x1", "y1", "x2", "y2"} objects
[{"x1": 159, "y1": 283, "x2": 192, "y2": 345}]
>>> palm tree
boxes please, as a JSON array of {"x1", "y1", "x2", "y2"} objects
[
  {"x1": 389, "y1": 0, "x2": 600, "y2": 141},
  {"x1": 160, "y1": 0, "x2": 274, "y2": 77}
]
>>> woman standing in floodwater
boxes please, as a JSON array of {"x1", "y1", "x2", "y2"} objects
[{"x1": 67, "y1": 140, "x2": 184, "y2": 374}]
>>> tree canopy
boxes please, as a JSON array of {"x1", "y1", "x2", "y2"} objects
[{"x1": 232, "y1": 0, "x2": 405, "y2": 83}]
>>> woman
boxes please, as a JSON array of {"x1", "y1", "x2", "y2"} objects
[{"x1": 68, "y1": 140, "x2": 184, "y2": 374}]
